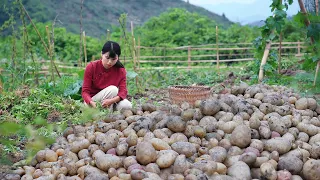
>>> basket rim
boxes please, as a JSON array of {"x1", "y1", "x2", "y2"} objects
[{"x1": 168, "y1": 85, "x2": 211, "y2": 89}]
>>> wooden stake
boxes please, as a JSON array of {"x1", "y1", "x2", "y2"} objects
[
  {"x1": 79, "y1": 0, "x2": 84, "y2": 67},
  {"x1": 216, "y1": 26, "x2": 220, "y2": 73},
  {"x1": 0, "y1": 69, "x2": 2, "y2": 93},
  {"x1": 83, "y1": 31, "x2": 87, "y2": 67},
  {"x1": 297, "y1": 40, "x2": 301, "y2": 55},
  {"x1": 138, "y1": 36, "x2": 141, "y2": 70},
  {"x1": 188, "y1": 46, "x2": 191, "y2": 70},
  {"x1": 258, "y1": 41, "x2": 272, "y2": 82},
  {"x1": 130, "y1": 21, "x2": 139, "y2": 92},
  {"x1": 107, "y1": 29, "x2": 111, "y2": 40},
  {"x1": 313, "y1": 0, "x2": 319, "y2": 86},
  {"x1": 131, "y1": 21, "x2": 136, "y2": 70},
  {"x1": 314, "y1": 61, "x2": 320, "y2": 86},
  {"x1": 19, "y1": 1, "x2": 60, "y2": 78},
  {"x1": 46, "y1": 26, "x2": 55, "y2": 86},
  {"x1": 278, "y1": 32, "x2": 282, "y2": 74}
]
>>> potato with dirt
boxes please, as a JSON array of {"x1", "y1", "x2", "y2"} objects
[
  {"x1": 199, "y1": 99, "x2": 221, "y2": 116},
  {"x1": 230, "y1": 125, "x2": 251, "y2": 148},
  {"x1": 227, "y1": 161, "x2": 251, "y2": 180},
  {"x1": 136, "y1": 141, "x2": 157, "y2": 165}
]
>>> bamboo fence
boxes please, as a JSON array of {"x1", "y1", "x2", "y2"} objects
[{"x1": 0, "y1": 41, "x2": 306, "y2": 78}]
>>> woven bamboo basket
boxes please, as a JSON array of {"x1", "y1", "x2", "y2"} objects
[{"x1": 168, "y1": 85, "x2": 211, "y2": 106}]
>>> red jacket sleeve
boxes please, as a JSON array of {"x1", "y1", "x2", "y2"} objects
[
  {"x1": 117, "y1": 68, "x2": 128, "y2": 100},
  {"x1": 82, "y1": 63, "x2": 93, "y2": 104}
]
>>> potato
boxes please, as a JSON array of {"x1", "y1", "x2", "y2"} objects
[
  {"x1": 156, "y1": 150, "x2": 178, "y2": 168},
  {"x1": 78, "y1": 149, "x2": 89, "y2": 159},
  {"x1": 136, "y1": 141, "x2": 157, "y2": 165},
  {"x1": 239, "y1": 152, "x2": 257, "y2": 166},
  {"x1": 181, "y1": 109, "x2": 196, "y2": 121},
  {"x1": 145, "y1": 164, "x2": 161, "y2": 176},
  {"x1": 295, "y1": 98, "x2": 308, "y2": 110},
  {"x1": 171, "y1": 142, "x2": 196, "y2": 158},
  {"x1": 220, "y1": 102, "x2": 232, "y2": 112},
  {"x1": 219, "y1": 121, "x2": 237, "y2": 134},
  {"x1": 291, "y1": 175, "x2": 303, "y2": 180},
  {"x1": 259, "y1": 121, "x2": 271, "y2": 139},
  {"x1": 249, "y1": 116, "x2": 261, "y2": 130},
  {"x1": 259, "y1": 103, "x2": 275, "y2": 114},
  {"x1": 160, "y1": 167, "x2": 173, "y2": 179},
  {"x1": 230, "y1": 125, "x2": 251, "y2": 148},
  {"x1": 228, "y1": 146, "x2": 243, "y2": 156},
  {"x1": 92, "y1": 150, "x2": 122, "y2": 171},
  {"x1": 199, "y1": 116, "x2": 218, "y2": 132},
  {"x1": 167, "y1": 174, "x2": 184, "y2": 180},
  {"x1": 260, "y1": 162, "x2": 277, "y2": 180},
  {"x1": 278, "y1": 156, "x2": 303, "y2": 175},
  {"x1": 302, "y1": 159, "x2": 320, "y2": 180},
  {"x1": 250, "y1": 139, "x2": 264, "y2": 152},
  {"x1": 252, "y1": 157, "x2": 269, "y2": 168},
  {"x1": 199, "y1": 99, "x2": 221, "y2": 116},
  {"x1": 227, "y1": 161, "x2": 251, "y2": 180},
  {"x1": 270, "y1": 151, "x2": 279, "y2": 162},
  {"x1": 309, "y1": 133, "x2": 320, "y2": 144},
  {"x1": 127, "y1": 163, "x2": 143, "y2": 174},
  {"x1": 208, "y1": 146, "x2": 227, "y2": 163},
  {"x1": 277, "y1": 170, "x2": 292, "y2": 180},
  {"x1": 218, "y1": 139, "x2": 232, "y2": 151},
  {"x1": 264, "y1": 137, "x2": 291, "y2": 155},
  {"x1": 268, "y1": 116, "x2": 288, "y2": 135},
  {"x1": 297, "y1": 123, "x2": 319, "y2": 136},
  {"x1": 167, "y1": 116, "x2": 186, "y2": 132},
  {"x1": 193, "y1": 126, "x2": 206, "y2": 138},
  {"x1": 169, "y1": 133, "x2": 188, "y2": 144}
]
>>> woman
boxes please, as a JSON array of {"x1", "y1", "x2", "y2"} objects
[{"x1": 82, "y1": 41, "x2": 132, "y2": 111}]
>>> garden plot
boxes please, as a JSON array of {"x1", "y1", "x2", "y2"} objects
[{"x1": 3, "y1": 83, "x2": 320, "y2": 180}]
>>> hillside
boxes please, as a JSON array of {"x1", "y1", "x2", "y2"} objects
[{"x1": 0, "y1": 0, "x2": 233, "y2": 37}]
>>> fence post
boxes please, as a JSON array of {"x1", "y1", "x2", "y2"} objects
[
  {"x1": 278, "y1": 33, "x2": 282, "y2": 74},
  {"x1": 45, "y1": 25, "x2": 55, "y2": 86},
  {"x1": 297, "y1": 41, "x2": 301, "y2": 55},
  {"x1": 188, "y1": 46, "x2": 191, "y2": 70},
  {"x1": 83, "y1": 31, "x2": 87, "y2": 67},
  {"x1": 138, "y1": 36, "x2": 141, "y2": 70},
  {"x1": 131, "y1": 21, "x2": 139, "y2": 92},
  {"x1": 131, "y1": 21, "x2": 136, "y2": 71},
  {"x1": 314, "y1": 61, "x2": 320, "y2": 86},
  {"x1": 216, "y1": 26, "x2": 220, "y2": 73},
  {"x1": 259, "y1": 41, "x2": 272, "y2": 82},
  {"x1": 0, "y1": 69, "x2": 2, "y2": 93}
]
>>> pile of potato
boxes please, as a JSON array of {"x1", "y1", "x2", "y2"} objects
[{"x1": 5, "y1": 83, "x2": 320, "y2": 180}]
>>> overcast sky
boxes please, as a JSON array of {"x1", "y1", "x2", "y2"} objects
[{"x1": 183, "y1": 0, "x2": 301, "y2": 24}]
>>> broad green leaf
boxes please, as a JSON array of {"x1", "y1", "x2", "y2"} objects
[
  {"x1": 268, "y1": 33, "x2": 276, "y2": 41},
  {"x1": 274, "y1": 9, "x2": 287, "y2": 19},
  {"x1": 127, "y1": 71, "x2": 138, "y2": 78},
  {"x1": 63, "y1": 80, "x2": 83, "y2": 97}
]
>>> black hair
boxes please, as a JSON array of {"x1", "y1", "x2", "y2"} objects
[{"x1": 102, "y1": 41, "x2": 124, "y2": 68}]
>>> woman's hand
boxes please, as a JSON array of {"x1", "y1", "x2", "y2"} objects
[
  {"x1": 89, "y1": 101, "x2": 96, "y2": 108},
  {"x1": 102, "y1": 99, "x2": 114, "y2": 108}
]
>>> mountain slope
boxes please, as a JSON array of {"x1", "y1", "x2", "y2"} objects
[{"x1": 0, "y1": 0, "x2": 233, "y2": 37}]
